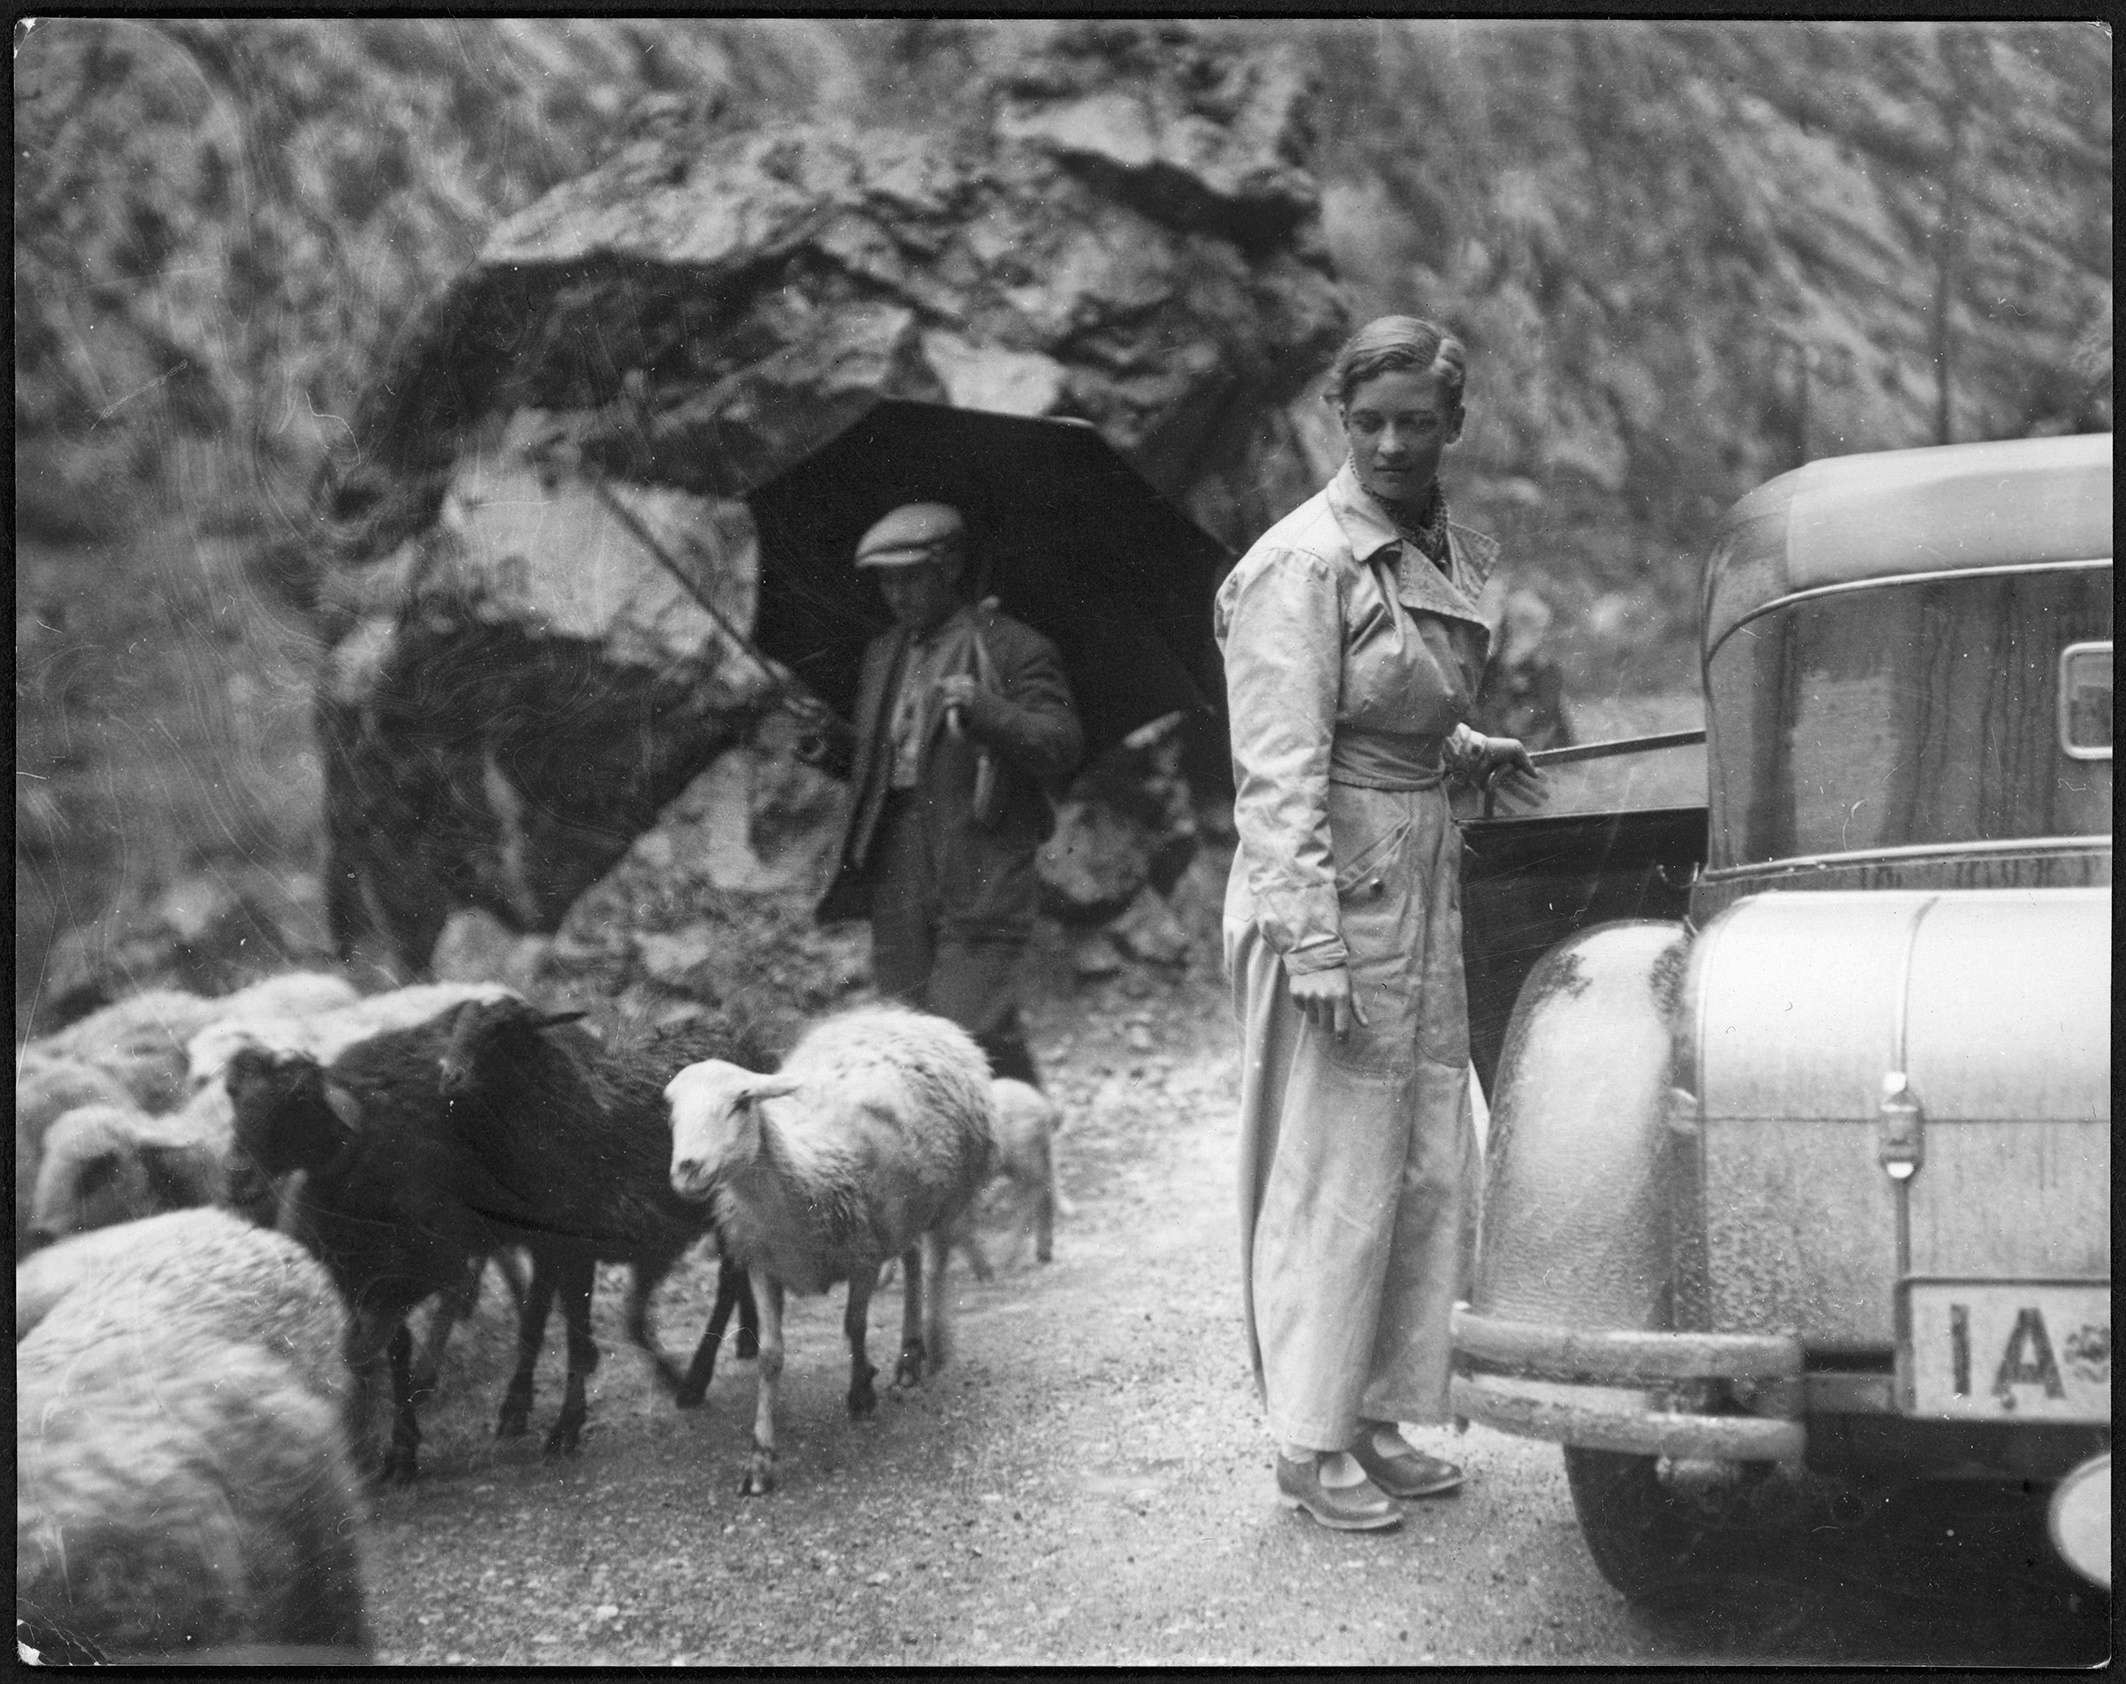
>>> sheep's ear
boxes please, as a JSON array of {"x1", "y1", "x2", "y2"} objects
[
  {"x1": 738, "y1": 1075, "x2": 801, "y2": 1105},
  {"x1": 533, "y1": 1010, "x2": 590, "y2": 1031}
]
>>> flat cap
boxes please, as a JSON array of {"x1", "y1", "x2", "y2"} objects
[{"x1": 854, "y1": 502, "x2": 966, "y2": 568}]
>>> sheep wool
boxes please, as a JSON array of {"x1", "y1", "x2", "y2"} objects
[
  {"x1": 27, "y1": 1069, "x2": 242, "y2": 1248},
  {"x1": 15, "y1": 1055, "x2": 137, "y2": 1246},
  {"x1": 16, "y1": 1208, "x2": 371, "y2": 1661},
  {"x1": 952, "y1": 1077, "x2": 1066, "y2": 1277},
  {"x1": 670, "y1": 1004, "x2": 996, "y2": 1296},
  {"x1": 33, "y1": 986, "x2": 226, "y2": 1114},
  {"x1": 185, "y1": 978, "x2": 515, "y2": 1092},
  {"x1": 666, "y1": 1004, "x2": 997, "y2": 1494}
]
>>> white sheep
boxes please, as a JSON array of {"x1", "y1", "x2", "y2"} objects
[
  {"x1": 665, "y1": 1003, "x2": 996, "y2": 1495},
  {"x1": 952, "y1": 1077, "x2": 1071, "y2": 1279},
  {"x1": 27, "y1": 989, "x2": 215, "y2": 1115},
  {"x1": 23, "y1": 1051, "x2": 249, "y2": 1245},
  {"x1": 185, "y1": 979, "x2": 516, "y2": 1093},
  {"x1": 15, "y1": 1053, "x2": 136, "y2": 1249},
  {"x1": 22, "y1": 973, "x2": 358, "y2": 1121},
  {"x1": 16, "y1": 975, "x2": 359, "y2": 1252},
  {"x1": 16, "y1": 1208, "x2": 372, "y2": 1661}
]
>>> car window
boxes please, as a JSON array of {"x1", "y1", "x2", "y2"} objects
[
  {"x1": 2059, "y1": 641, "x2": 2113, "y2": 760},
  {"x1": 1707, "y1": 566, "x2": 2112, "y2": 867}
]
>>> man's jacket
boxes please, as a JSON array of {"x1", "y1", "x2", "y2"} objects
[{"x1": 816, "y1": 602, "x2": 1082, "y2": 935}]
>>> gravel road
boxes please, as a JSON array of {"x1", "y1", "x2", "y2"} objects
[{"x1": 362, "y1": 952, "x2": 2108, "y2": 1667}]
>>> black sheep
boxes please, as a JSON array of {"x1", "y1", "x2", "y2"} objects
[
  {"x1": 224, "y1": 1024, "x2": 490, "y2": 1482},
  {"x1": 225, "y1": 1006, "x2": 767, "y2": 1479},
  {"x1": 434, "y1": 999, "x2": 767, "y2": 1453}
]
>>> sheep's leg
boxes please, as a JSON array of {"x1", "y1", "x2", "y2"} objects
[
  {"x1": 491, "y1": 1245, "x2": 531, "y2": 1312},
  {"x1": 497, "y1": 1257, "x2": 557, "y2": 1439},
  {"x1": 546, "y1": 1252, "x2": 599, "y2": 1456},
  {"x1": 622, "y1": 1249, "x2": 686, "y2": 1395},
  {"x1": 383, "y1": 1319, "x2": 422, "y2": 1484},
  {"x1": 1033, "y1": 1169, "x2": 1056, "y2": 1265},
  {"x1": 957, "y1": 1214, "x2": 996, "y2": 1283},
  {"x1": 677, "y1": 1257, "x2": 754, "y2": 1409},
  {"x1": 742, "y1": 1277, "x2": 786, "y2": 1497},
  {"x1": 342, "y1": 1310, "x2": 405, "y2": 1483},
  {"x1": 734, "y1": 1263, "x2": 760, "y2": 1360},
  {"x1": 409, "y1": 1254, "x2": 485, "y2": 1405},
  {"x1": 893, "y1": 1243, "x2": 927, "y2": 1388},
  {"x1": 922, "y1": 1228, "x2": 953, "y2": 1372},
  {"x1": 844, "y1": 1265, "x2": 881, "y2": 1418}
]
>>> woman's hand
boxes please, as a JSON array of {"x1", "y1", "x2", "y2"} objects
[
  {"x1": 1289, "y1": 964, "x2": 1369, "y2": 1039},
  {"x1": 1455, "y1": 732, "x2": 1547, "y2": 812}
]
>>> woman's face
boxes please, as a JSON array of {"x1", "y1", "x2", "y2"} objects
[{"x1": 1339, "y1": 365, "x2": 1463, "y2": 510}]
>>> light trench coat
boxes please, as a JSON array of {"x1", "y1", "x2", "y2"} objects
[{"x1": 1218, "y1": 461, "x2": 1495, "y2": 1449}]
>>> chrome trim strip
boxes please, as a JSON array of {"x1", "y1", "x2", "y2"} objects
[
  {"x1": 1706, "y1": 556, "x2": 2113, "y2": 665},
  {"x1": 1449, "y1": 1373, "x2": 1808, "y2": 1462},
  {"x1": 1701, "y1": 835, "x2": 2110, "y2": 881},
  {"x1": 1899, "y1": 1274, "x2": 2112, "y2": 1290},
  {"x1": 1452, "y1": 1306, "x2": 1803, "y2": 1384}
]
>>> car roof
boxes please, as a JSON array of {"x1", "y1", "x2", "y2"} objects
[{"x1": 1702, "y1": 431, "x2": 2113, "y2": 656}]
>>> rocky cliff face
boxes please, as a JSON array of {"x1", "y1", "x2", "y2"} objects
[
  {"x1": 15, "y1": 19, "x2": 2106, "y2": 1017},
  {"x1": 315, "y1": 22, "x2": 1346, "y2": 972}
]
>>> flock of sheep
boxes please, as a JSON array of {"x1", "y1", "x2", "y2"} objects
[{"x1": 16, "y1": 969, "x2": 1068, "y2": 1663}]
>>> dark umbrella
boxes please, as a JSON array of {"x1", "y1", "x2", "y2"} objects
[{"x1": 742, "y1": 399, "x2": 1232, "y2": 764}]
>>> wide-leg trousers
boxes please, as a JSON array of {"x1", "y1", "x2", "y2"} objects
[{"x1": 1226, "y1": 779, "x2": 1479, "y2": 1449}]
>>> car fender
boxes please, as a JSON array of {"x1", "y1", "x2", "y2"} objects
[{"x1": 1473, "y1": 918, "x2": 1691, "y2": 1333}]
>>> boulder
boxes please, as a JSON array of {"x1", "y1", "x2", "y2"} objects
[
  {"x1": 1075, "y1": 713, "x2": 1201, "y2": 894},
  {"x1": 1037, "y1": 800, "x2": 1155, "y2": 925},
  {"x1": 538, "y1": 739, "x2": 868, "y2": 1036},
  {"x1": 314, "y1": 21, "x2": 1347, "y2": 974},
  {"x1": 38, "y1": 868, "x2": 331, "y2": 1031},
  {"x1": 1107, "y1": 886, "x2": 1194, "y2": 968},
  {"x1": 428, "y1": 908, "x2": 553, "y2": 995},
  {"x1": 1067, "y1": 930, "x2": 1128, "y2": 981}
]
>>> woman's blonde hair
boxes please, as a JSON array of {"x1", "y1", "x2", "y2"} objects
[{"x1": 1323, "y1": 315, "x2": 1467, "y2": 415}]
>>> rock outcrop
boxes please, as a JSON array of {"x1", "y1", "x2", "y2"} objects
[{"x1": 315, "y1": 21, "x2": 1346, "y2": 973}]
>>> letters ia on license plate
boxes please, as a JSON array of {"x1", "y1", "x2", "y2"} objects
[{"x1": 1902, "y1": 1282, "x2": 2111, "y2": 1422}]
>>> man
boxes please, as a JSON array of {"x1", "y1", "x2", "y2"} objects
[{"x1": 810, "y1": 503, "x2": 1082, "y2": 1087}]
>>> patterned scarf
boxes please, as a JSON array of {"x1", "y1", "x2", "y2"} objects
[{"x1": 1395, "y1": 482, "x2": 1452, "y2": 568}]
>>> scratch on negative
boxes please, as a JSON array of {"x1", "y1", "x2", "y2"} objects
[{"x1": 95, "y1": 365, "x2": 185, "y2": 423}]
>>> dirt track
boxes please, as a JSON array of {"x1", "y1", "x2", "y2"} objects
[{"x1": 362, "y1": 936, "x2": 2108, "y2": 1667}]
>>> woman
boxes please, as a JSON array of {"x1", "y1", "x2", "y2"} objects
[{"x1": 1219, "y1": 316, "x2": 1542, "y2": 1532}]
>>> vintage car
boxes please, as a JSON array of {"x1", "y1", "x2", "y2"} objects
[{"x1": 1452, "y1": 431, "x2": 2112, "y2": 1604}]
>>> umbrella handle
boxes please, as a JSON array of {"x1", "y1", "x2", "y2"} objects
[{"x1": 580, "y1": 465, "x2": 856, "y2": 745}]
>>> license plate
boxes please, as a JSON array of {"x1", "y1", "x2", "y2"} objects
[{"x1": 1901, "y1": 1281, "x2": 2111, "y2": 1422}]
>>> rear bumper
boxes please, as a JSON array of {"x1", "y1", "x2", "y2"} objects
[{"x1": 1450, "y1": 1305, "x2": 1807, "y2": 1462}]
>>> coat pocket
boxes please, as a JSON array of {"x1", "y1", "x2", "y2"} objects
[
  {"x1": 1327, "y1": 787, "x2": 1421, "y2": 1020},
  {"x1": 1331, "y1": 809, "x2": 1415, "y2": 900}
]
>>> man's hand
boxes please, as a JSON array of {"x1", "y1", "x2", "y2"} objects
[
  {"x1": 936, "y1": 673, "x2": 989, "y2": 736},
  {"x1": 783, "y1": 692, "x2": 851, "y2": 768},
  {"x1": 1289, "y1": 964, "x2": 1368, "y2": 1039}
]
